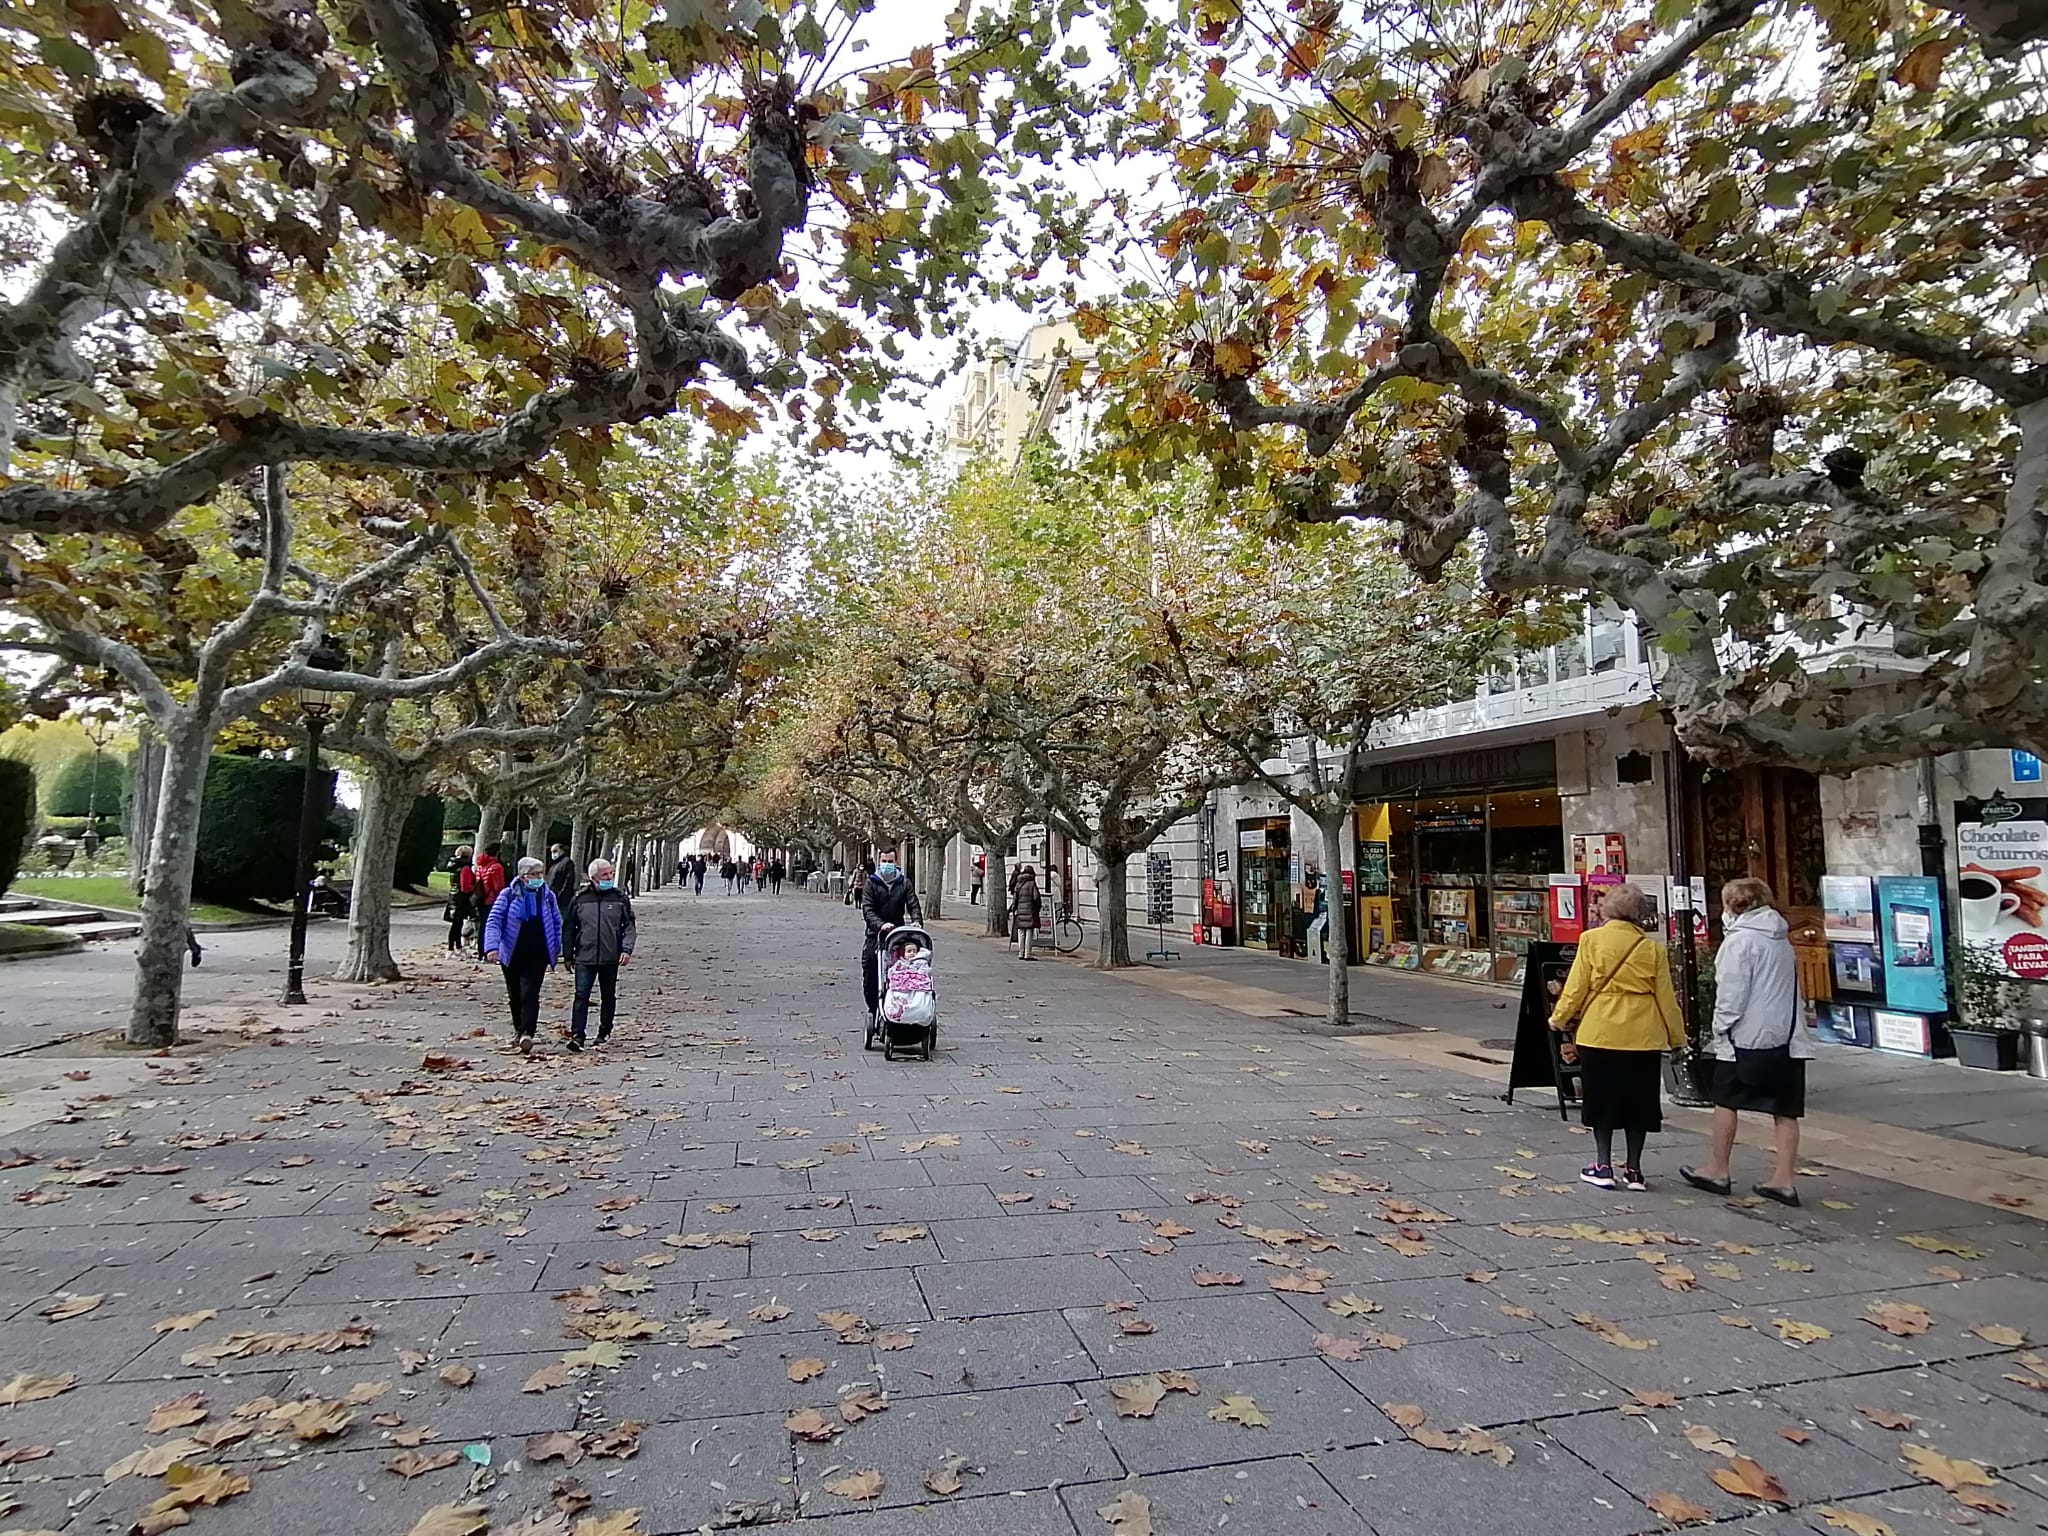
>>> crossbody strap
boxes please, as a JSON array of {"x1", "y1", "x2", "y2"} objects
[{"x1": 1580, "y1": 933, "x2": 1649, "y2": 1013}]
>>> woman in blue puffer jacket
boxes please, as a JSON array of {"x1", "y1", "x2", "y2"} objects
[{"x1": 483, "y1": 856, "x2": 564, "y2": 1055}]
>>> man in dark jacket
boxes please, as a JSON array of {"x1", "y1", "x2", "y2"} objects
[
  {"x1": 563, "y1": 857, "x2": 636, "y2": 1051},
  {"x1": 860, "y1": 847, "x2": 923, "y2": 1020},
  {"x1": 546, "y1": 842, "x2": 578, "y2": 906}
]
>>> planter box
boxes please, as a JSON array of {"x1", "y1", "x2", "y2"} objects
[{"x1": 1952, "y1": 1028, "x2": 2022, "y2": 1072}]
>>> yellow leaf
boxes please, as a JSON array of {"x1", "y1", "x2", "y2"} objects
[
  {"x1": 1816, "y1": 1509, "x2": 1894, "y2": 1536},
  {"x1": 1772, "y1": 1318, "x2": 1832, "y2": 1344},
  {"x1": 1207, "y1": 1393, "x2": 1270, "y2": 1427},
  {"x1": 824, "y1": 1468, "x2": 884, "y2": 1500},
  {"x1": 1097, "y1": 1489, "x2": 1154, "y2": 1536},
  {"x1": 1971, "y1": 1324, "x2": 2026, "y2": 1347},
  {"x1": 1646, "y1": 1490, "x2": 1714, "y2": 1525}
]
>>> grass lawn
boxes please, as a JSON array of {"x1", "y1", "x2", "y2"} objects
[
  {"x1": 0, "y1": 921, "x2": 82, "y2": 954},
  {"x1": 12, "y1": 875, "x2": 261, "y2": 926}
]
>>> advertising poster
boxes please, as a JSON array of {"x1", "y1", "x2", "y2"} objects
[
  {"x1": 1570, "y1": 834, "x2": 1628, "y2": 876},
  {"x1": 1586, "y1": 871, "x2": 1625, "y2": 926},
  {"x1": 1815, "y1": 1003, "x2": 1872, "y2": 1048},
  {"x1": 1818, "y1": 875, "x2": 1877, "y2": 942},
  {"x1": 1875, "y1": 874, "x2": 1948, "y2": 1015},
  {"x1": 1871, "y1": 1008, "x2": 1933, "y2": 1056},
  {"x1": 1829, "y1": 942, "x2": 1884, "y2": 1002},
  {"x1": 1547, "y1": 875, "x2": 1585, "y2": 943},
  {"x1": 1359, "y1": 841, "x2": 1390, "y2": 896},
  {"x1": 1953, "y1": 794, "x2": 2048, "y2": 978}
]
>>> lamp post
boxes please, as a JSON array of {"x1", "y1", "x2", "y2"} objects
[{"x1": 282, "y1": 643, "x2": 348, "y2": 1005}]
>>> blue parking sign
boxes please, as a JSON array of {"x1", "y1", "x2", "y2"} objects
[{"x1": 2013, "y1": 750, "x2": 2042, "y2": 783}]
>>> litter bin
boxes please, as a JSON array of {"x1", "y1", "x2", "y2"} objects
[{"x1": 2025, "y1": 1018, "x2": 2048, "y2": 1080}]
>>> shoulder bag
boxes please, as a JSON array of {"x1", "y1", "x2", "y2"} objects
[{"x1": 1556, "y1": 933, "x2": 1648, "y2": 1064}]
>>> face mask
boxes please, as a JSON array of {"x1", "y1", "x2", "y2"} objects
[
  {"x1": 877, "y1": 862, "x2": 899, "y2": 879},
  {"x1": 596, "y1": 879, "x2": 615, "y2": 891},
  {"x1": 525, "y1": 877, "x2": 545, "y2": 891}
]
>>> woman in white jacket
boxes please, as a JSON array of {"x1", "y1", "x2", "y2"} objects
[{"x1": 1680, "y1": 878, "x2": 1816, "y2": 1207}]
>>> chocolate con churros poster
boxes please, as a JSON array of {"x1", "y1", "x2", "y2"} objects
[{"x1": 1954, "y1": 794, "x2": 2048, "y2": 979}]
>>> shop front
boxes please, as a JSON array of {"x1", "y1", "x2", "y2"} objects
[
  {"x1": 1236, "y1": 816, "x2": 1293, "y2": 952},
  {"x1": 1356, "y1": 743, "x2": 1565, "y2": 985}
]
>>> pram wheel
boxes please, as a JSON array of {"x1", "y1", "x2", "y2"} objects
[
  {"x1": 883, "y1": 1035, "x2": 896, "y2": 1061},
  {"x1": 921, "y1": 1026, "x2": 934, "y2": 1061},
  {"x1": 864, "y1": 1014, "x2": 880, "y2": 1051}
]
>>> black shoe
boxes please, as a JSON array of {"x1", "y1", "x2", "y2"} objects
[
  {"x1": 595, "y1": 1031, "x2": 611, "y2": 1045},
  {"x1": 1680, "y1": 1166, "x2": 1733, "y2": 1196},
  {"x1": 567, "y1": 1038, "x2": 584, "y2": 1053},
  {"x1": 1754, "y1": 1183, "x2": 1800, "y2": 1207}
]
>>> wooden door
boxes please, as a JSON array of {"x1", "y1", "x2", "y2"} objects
[{"x1": 1686, "y1": 763, "x2": 1826, "y2": 943}]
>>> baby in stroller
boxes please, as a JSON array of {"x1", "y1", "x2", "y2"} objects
[{"x1": 882, "y1": 938, "x2": 934, "y2": 1027}]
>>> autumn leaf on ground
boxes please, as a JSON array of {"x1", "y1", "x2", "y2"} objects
[
  {"x1": 823, "y1": 1469, "x2": 884, "y2": 1500},
  {"x1": 873, "y1": 1225, "x2": 927, "y2": 1243},
  {"x1": 1109, "y1": 1376, "x2": 1168, "y2": 1418},
  {"x1": 1654, "y1": 1265, "x2": 1697, "y2": 1293},
  {"x1": 571, "y1": 1511, "x2": 644, "y2": 1536},
  {"x1": 0, "y1": 1372, "x2": 78, "y2": 1406},
  {"x1": 1853, "y1": 1405, "x2": 1916, "y2": 1430},
  {"x1": 1384, "y1": 1404, "x2": 1428, "y2": 1428},
  {"x1": 104, "y1": 1439, "x2": 204, "y2": 1481},
  {"x1": 1645, "y1": 1491, "x2": 1714, "y2": 1525},
  {"x1": 153, "y1": 1310, "x2": 218, "y2": 1334},
  {"x1": 1863, "y1": 1302, "x2": 1932, "y2": 1337},
  {"x1": 1772, "y1": 1318, "x2": 1832, "y2": 1344},
  {"x1": 783, "y1": 1409, "x2": 838, "y2": 1442},
  {"x1": 1207, "y1": 1394, "x2": 1270, "y2": 1427},
  {"x1": 1190, "y1": 1269, "x2": 1242, "y2": 1287},
  {"x1": 1816, "y1": 1508, "x2": 1895, "y2": 1536},
  {"x1": 1569, "y1": 1313, "x2": 1657, "y2": 1350},
  {"x1": 437, "y1": 1365, "x2": 475, "y2": 1388},
  {"x1": 1682, "y1": 1424, "x2": 1738, "y2": 1456},
  {"x1": 561, "y1": 1343, "x2": 626, "y2": 1370},
  {"x1": 523, "y1": 1363, "x2": 574, "y2": 1393},
  {"x1": 1971, "y1": 1324, "x2": 2026, "y2": 1347},
  {"x1": 1898, "y1": 1235, "x2": 1989, "y2": 1260},
  {"x1": 1630, "y1": 1390, "x2": 1680, "y2": 1410},
  {"x1": 684, "y1": 1319, "x2": 742, "y2": 1348},
  {"x1": 1325, "y1": 1295, "x2": 1380, "y2": 1317},
  {"x1": 1270, "y1": 1274, "x2": 1324, "y2": 1294},
  {"x1": 388, "y1": 1449, "x2": 462, "y2": 1479},
  {"x1": 1709, "y1": 1456, "x2": 1790, "y2": 1504},
  {"x1": 40, "y1": 1293, "x2": 103, "y2": 1322},
  {"x1": 1097, "y1": 1489, "x2": 1153, "y2": 1536},
  {"x1": 786, "y1": 1358, "x2": 826, "y2": 1383},
  {"x1": 1899, "y1": 1441, "x2": 1999, "y2": 1495},
  {"x1": 1464, "y1": 1270, "x2": 1499, "y2": 1284},
  {"x1": 748, "y1": 1304, "x2": 791, "y2": 1322},
  {"x1": 145, "y1": 1393, "x2": 207, "y2": 1433},
  {"x1": 837, "y1": 1387, "x2": 888, "y2": 1423},
  {"x1": 1460, "y1": 1428, "x2": 1513, "y2": 1466},
  {"x1": 873, "y1": 1330, "x2": 914, "y2": 1351},
  {"x1": 147, "y1": 1465, "x2": 253, "y2": 1517},
  {"x1": 923, "y1": 1453, "x2": 972, "y2": 1496},
  {"x1": 1118, "y1": 1318, "x2": 1156, "y2": 1336},
  {"x1": 406, "y1": 1503, "x2": 490, "y2": 1536},
  {"x1": 1779, "y1": 1427, "x2": 1812, "y2": 1444},
  {"x1": 526, "y1": 1432, "x2": 586, "y2": 1466},
  {"x1": 1314, "y1": 1333, "x2": 1365, "y2": 1362},
  {"x1": 602, "y1": 1273, "x2": 650, "y2": 1295}
]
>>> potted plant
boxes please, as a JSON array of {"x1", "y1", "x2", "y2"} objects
[
  {"x1": 1665, "y1": 941, "x2": 1718, "y2": 1106},
  {"x1": 1951, "y1": 940, "x2": 2023, "y2": 1071}
]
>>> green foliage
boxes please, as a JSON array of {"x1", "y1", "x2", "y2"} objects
[
  {"x1": 193, "y1": 755, "x2": 335, "y2": 904},
  {"x1": 46, "y1": 752, "x2": 130, "y2": 818},
  {"x1": 444, "y1": 800, "x2": 481, "y2": 832},
  {"x1": 396, "y1": 795, "x2": 447, "y2": 889},
  {"x1": 43, "y1": 814, "x2": 121, "y2": 841},
  {"x1": 0, "y1": 760, "x2": 33, "y2": 898},
  {"x1": 1952, "y1": 938, "x2": 2016, "y2": 1030}
]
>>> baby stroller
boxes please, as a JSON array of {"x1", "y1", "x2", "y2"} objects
[{"x1": 865, "y1": 925, "x2": 937, "y2": 1061}]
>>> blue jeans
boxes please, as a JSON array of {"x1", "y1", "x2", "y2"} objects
[{"x1": 572, "y1": 961, "x2": 618, "y2": 1042}]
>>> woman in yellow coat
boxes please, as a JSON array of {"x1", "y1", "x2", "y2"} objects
[{"x1": 1548, "y1": 882, "x2": 1685, "y2": 1192}]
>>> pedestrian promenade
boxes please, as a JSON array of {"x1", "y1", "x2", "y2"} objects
[{"x1": 2, "y1": 890, "x2": 2044, "y2": 1534}]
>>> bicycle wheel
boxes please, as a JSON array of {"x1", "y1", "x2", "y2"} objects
[{"x1": 1056, "y1": 917, "x2": 1084, "y2": 954}]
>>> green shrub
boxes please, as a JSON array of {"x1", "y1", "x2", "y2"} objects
[
  {"x1": 0, "y1": 759, "x2": 33, "y2": 897},
  {"x1": 43, "y1": 814, "x2": 121, "y2": 841},
  {"x1": 46, "y1": 752, "x2": 130, "y2": 818},
  {"x1": 444, "y1": 799, "x2": 481, "y2": 831},
  {"x1": 192, "y1": 753, "x2": 335, "y2": 904},
  {"x1": 395, "y1": 794, "x2": 446, "y2": 888}
]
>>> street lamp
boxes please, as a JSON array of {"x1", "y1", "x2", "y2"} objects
[{"x1": 281, "y1": 642, "x2": 348, "y2": 1005}]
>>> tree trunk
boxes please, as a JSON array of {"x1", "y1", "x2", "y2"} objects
[
  {"x1": 918, "y1": 834, "x2": 944, "y2": 922},
  {"x1": 1318, "y1": 805, "x2": 1352, "y2": 1028},
  {"x1": 1093, "y1": 846, "x2": 1132, "y2": 968},
  {"x1": 476, "y1": 800, "x2": 507, "y2": 860},
  {"x1": 525, "y1": 803, "x2": 551, "y2": 864},
  {"x1": 335, "y1": 761, "x2": 422, "y2": 984},
  {"x1": 986, "y1": 846, "x2": 1010, "y2": 937},
  {"x1": 571, "y1": 808, "x2": 593, "y2": 866},
  {"x1": 128, "y1": 722, "x2": 212, "y2": 1047}
]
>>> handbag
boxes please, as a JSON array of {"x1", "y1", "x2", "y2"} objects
[
  {"x1": 1556, "y1": 933, "x2": 1648, "y2": 1064},
  {"x1": 1731, "y1": 986, "x2": 1799, "y2": 1087}
]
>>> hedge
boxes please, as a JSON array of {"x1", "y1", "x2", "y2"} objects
[
  {"x1": 444, "y1": 799, "x2": 480, "y2": 831},
  {"x1": 43, "y1": 814, "x2": 121, "y2": 841},
  {"x1": 395, "y1": 794, "x2": 446, "y2": 888},
  {"x1": 46, "y1": 752, "x2": 130, "y2": 818},
  {"x1": 0, "y1": 760, "x2": 32, "y2": 898},
  {"x1": 193, "y1": 753, "x2": 335, "y2": 904}
]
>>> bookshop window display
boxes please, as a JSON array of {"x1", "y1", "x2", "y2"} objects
[{"x1": 1360, "y1": 788, "x2": 1566, "y2": 984}]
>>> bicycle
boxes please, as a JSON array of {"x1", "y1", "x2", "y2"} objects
[{"x1": 1050, "y1": 898, "x2": 1085, "y2": 955}]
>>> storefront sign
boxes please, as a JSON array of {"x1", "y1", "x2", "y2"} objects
[
  {"x1": 1953, "y1": 795, "x2": 2048, "y2": 977},
  {"x1": 1355, "y1": 741, "x2": 1557, "y2": 799},
  {"x1": 2013, "y1": 750, "x2": 2042, "y2": 783},
  {"x1": 1871, "y1": 1008, "x2": 1932, "y2": 1056},
  {"x1": 1875, "y1": 875, "x2": 1947, "y2": 1015},
  {"x1": 1358, "y1": 841, "x2": 1389, "y2": 896},
  {"x1": 1417, "y1": 810, "x2": 1485, "y2": 833},
  {"x1": 1819, "y1": 875, "x2": 1876, "y2": 942},
  {"x1": 1238, "y1": 828, "x2": 1266, "y2": 849}
]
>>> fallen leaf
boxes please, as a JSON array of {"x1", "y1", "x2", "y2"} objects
[
  {"x1": 923, "y1": 1453, "x2": 971, "y2": 1496},
  {"x1": 104, "y1": 1439, "x2": 203, "y2": 1481},
  {"x1": 1630, "y1": 1390, "x2": 1680, "y2": 1410},
  {"x1": 1772, "y1": 1318, "x2": 1832, "y2": 1344},
  {"x1": 784, "y1": 1409, "x2": 839, "y2": 1442},
  {"x1": 1778, "y1": 1426, "x2": 1813, "y2": 1445},
  {"x1": 1645, "y1": 1491, "x2": 1714, "y2": 1525},
  {"x1": 1971, "y1": 1324, "x2": 2026, "y2": 1347},
  {"x1": 0, "y1": 1372, "x2": 77, "y2": 1406},
  {"x1": 1815, "y1": 1509, "x2": 1894, "y2": 1536},
  {"x1": 874, "y1": 1225, "x2": 928, "y2": 1243},
  {"x1": 152, "y1": 1311, "x2": 218, "y2": 1335},
  {"x1": 873, "y1": 1331, "x2": 915, "y2": 1352},
  {"x1": 1863, "y1": 1302, "x2": 1932, "y2": 1337},
  {"x1": 525, "y1": 1432, "x2": 586, "y2": 1466},
  {"x1": 1654, "y1": 1265, "x2": 1697, "y2": 1293},
  {"x1": 1118, "y1": 1318, "x2": 1156, "y2": 1336},
  {"x1": 1384, "y1": 1404, "x2": 1428, "y2": 1429},
  {"x1": 1190, "y1": 1269, "x2": 1242, "y2": 1287},
  {"x1": 40, "y1": 1293, "x2": 103, "y2": 1322},
  {"x1": 1899, "y1": 1441, "x2": 1998, "y2": 1495},
  {"x1": 1207, "y1": 1393, "x2": 1270, "y2": 1427},
  {"x1": 748, "y1": 1304, "x2": 791, "y2": 1322},
  {"x1": 1709, "y1": 1456, "x2": 1789, "y2": 1504},
  {"x1": 437, "y1": 1365, "x2": 475, "y2": 1388},
  {"x1": 1097, "y1": 1488, "x2": 1154, "y2": 1536},
  {"x1": 1988, "y1": 1193, "x2": 2031, "y2": 1209},
  {"x1": 1771, "y1": 1257, "x2": 1814, "y2": 1273},
  {"x1": 387, "y1": 1449, "x2": 462, "y2": 1479},
  {"x1": 1110, "y1": 1374, "x2": 1170, "y2": 1418},
  {"x1": 684, "y1": 1319, "x2": 742, "y2": 1348},
  {"x1": 786, "y1": 1358, "x2": 826, "y2": 1383},
  {"x1": 1463, "y1": 1270, "x2": 1499, "y2": 1284},
  {"x1": 1683, "y1": 1424, "x2": 1738, "y2": 1456},
  {"x1": 1325, "y1": 1295, "x2": 1380, "y2": 1317},
  {"x1": 145, "y1": 1465, "x2": 252, "y2": 1518},
  {"x1": 1898, "y1": 1235, "x2": 1988, "y2": 1260},
  {"x1": 145, "y1": 1393, "x2": 208, "y2": 1433},
  {"x1": 837, "y1": 1387, "x2": 888, "y2": 1423},
  {"x1": 561, "y1": 1343, "x2": 625, "y2": 1370},
  {"x1": 523, "y1": 1363, "x2": 574, "y2": 1393},
  {"x1": 799, "y1": 1228, "x2": 842, "y2": 1242},
  {"x1": 1569, "y1": 1313, "x2": 1657, "y2": 1350},
  {"x1": 823, "y1": 1469, "x2": 884, "y2": 1501},
  {"x1": 1269, "y1": 1274, "x2": 1324, "y2": 1294},
  {"x1": 1313, "y1": 1333, "x2": 1365, "y2": 1362},
  {"x1": 406, "y1": 1503, "x2": 490, "y2": 1536}
]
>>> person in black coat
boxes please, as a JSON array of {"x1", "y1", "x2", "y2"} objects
[
  {"x1": 563, "y1": 858, "x2": 636, "y2": 1050},
  {"x1": 860, "y1": 847, "x2": 923, "y2": 1019}
]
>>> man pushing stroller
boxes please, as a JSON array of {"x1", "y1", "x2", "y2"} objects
[{"x1": 859, "y1": 847, "x2": 923, "y2": 1022}]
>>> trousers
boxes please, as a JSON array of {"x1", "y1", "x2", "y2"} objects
[
  {"x1": 502, "y1": 958, "x2": 546, "y2": 1037},
  {"x1": 572, "y1": 962, "x2": 618, "y2": 1042},
  {"x1": 1015, "y1": 923, "x2": 1036, "y2": 960},
  {"x1": 861, "y1": 939, "x2": 881, "y2": 1013}
]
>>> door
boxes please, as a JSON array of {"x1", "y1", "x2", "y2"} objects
[{"x1": 1687, "y1": 763, "x2": 1827, "y2": 944}]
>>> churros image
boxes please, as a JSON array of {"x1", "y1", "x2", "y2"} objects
[{"x1": 1964, "y1": 862, "x2": 2047, "y2": 927}]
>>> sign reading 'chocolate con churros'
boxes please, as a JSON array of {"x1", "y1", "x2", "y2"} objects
[{"x1": 1955, "y1": 794, "x2": 2048, "y2": 979}]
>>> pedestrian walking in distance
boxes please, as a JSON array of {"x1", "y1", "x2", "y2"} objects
[
  {"x1": 546, "y1": 841, "x2": 578, "y2": 907},
  {"x1": 471, "y1": 842, "x2": 509, "y2": 959},
  {"x1": 768, "y1": 856, "x2": 786, "y2": 894},
  {"x1": 446, "y1": 844, "x2": 474, "y2": 953},
  {"x1": 484, "y1": 855, "x2": 563, "y2": 1055},
  {"x1": 565, "y1": 857, "x2": 636, "y2": 1052},
  {"x1": 970, "y1": 852, "x2": 986, "y2": 906},
  {"x1": 692, "y1": 855, "x2": 707, "y2": 895},
  {"x1": 860, "y1": 847, "x2": 923, "y2": 1021},
  {"x1": 1010, "y1": 863, "x2": 1042, "y2": 961},
  {"x1": 1545, "y1": 881, "x2": 1683, "y2": 1192},
  {"x1": 1681, "y1": 878, "x2": 1816, "y2": 1206}
]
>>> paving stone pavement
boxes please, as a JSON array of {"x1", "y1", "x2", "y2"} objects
[{"x1": 2, "y1": 889, "x2": 2046, "y2": 1536}]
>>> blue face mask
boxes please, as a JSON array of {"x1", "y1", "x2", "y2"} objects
[
  {"x1": 596, "y1": 879, "x2": 615, "y2": 891},
  {"x1": 877, "y1": 862, "x2": 899, "y2": 880},
  {"x1": 524, "y1": 877, "x2": 545, "y2": 891}
]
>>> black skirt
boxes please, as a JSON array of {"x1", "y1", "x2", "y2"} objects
[
  {"x1": 1711, "y1": 1052, "x2": 1807, "y2": 1119},
  {"x1": 1576, "y1": 1046, "x2": 1665, "y2": 1135}
]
